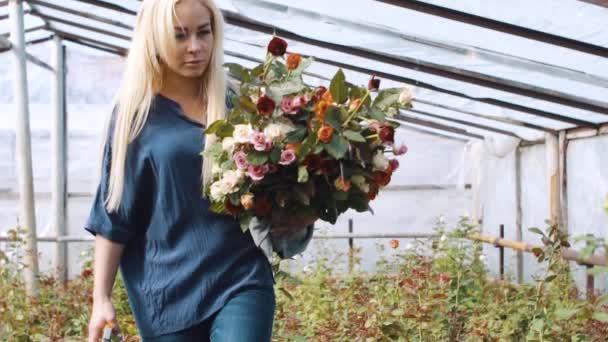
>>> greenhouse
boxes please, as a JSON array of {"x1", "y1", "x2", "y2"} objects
[{"x1": 1, "y1": 0, "x2": 607, "y2": 340}]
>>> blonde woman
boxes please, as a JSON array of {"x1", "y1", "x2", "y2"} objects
[{"x1": 85, "y1": 0, "x2": 315, "y2": 341}]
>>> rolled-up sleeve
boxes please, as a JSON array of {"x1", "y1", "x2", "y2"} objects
[{"x1": 84, "y1": 124, "x2": 152, "y2": 245}]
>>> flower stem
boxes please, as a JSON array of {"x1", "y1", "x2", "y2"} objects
[{"x1": 343, "y1": 90, "x2": 370, "y2": 128}]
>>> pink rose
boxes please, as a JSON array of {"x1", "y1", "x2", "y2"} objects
[
  {"x1": 233, "y1": 151, "x2": 249, "y2": 170},
  {"x1": 250, "y1": 131, "x2": 272, "y2": 152},
  {"x1": 247, "y1": 164, "x2": 269, "y2": 181},
  {"x1": 388, "y1": 159, "x2": 399, "y2": 172},
  {"x1": 280, "y1": 95, "x2": 308, "y2": 115},
  {"x1": 280, "y1": 96, "x2": 297, "y2": 114},
  {"x1": 291, "y1": 95, "x2": 308, "y2": 110},
  {"x1": 279, "y1": 149, "x2": 296, "y2": 165},
  {"x1": 394, "y1": 143, "x2": 408, "y2": 155}
]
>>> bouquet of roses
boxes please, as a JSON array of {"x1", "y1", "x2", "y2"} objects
[{"x1": 204, "y1": 36, "x2": 412, "y2": 232}]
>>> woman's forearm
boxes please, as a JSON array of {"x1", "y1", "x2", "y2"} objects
[{"x1": 92, "y1": 235, "x2": 126, "y2": 300}]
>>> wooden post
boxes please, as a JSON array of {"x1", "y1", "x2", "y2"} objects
[
  {"x1": 558, "y1": 131, "x2": 568, "y2": 233},
  {"x1": 546, "y1": 133, "x2": 561, "y2": 229},
  {"x1": 348, "y1": 218, "x2": 353, "y2": 273},
  {"x1": 515, "y1": 145, "x2": 524, "y2": 284},
  {"x1": 585, "y1": 234, "x2": 595, "y2": 300},
  {"x1": 52, "y1": 35, "x2": 68, "y2": 286},
  {"x1": 9, "y1": 0, "x2": 39, "y2": 297},
  {"x1": 498, "y1": 224, "x2": 505, "y2": 280}
]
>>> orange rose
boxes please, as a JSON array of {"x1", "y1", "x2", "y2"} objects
[
  {"x1": 315, "y1": 101, "x2": 330, "y2": 120},
  {"x1": 240, "y1": 193, "x2": 255, "y2": 210},
  {"x1": 349, "y1": 98, "x2": 362, "y2": 112},
  {"x1": 390, "y1": 239, "x2": 399, "y2": 249},
  {"x1": 286, "y1": 53, "x2": 302, "y2": 70},
  {"x1": 318, "y1": 125, "x2": 334, "y2": 143},
  {"x1": 321, "y1": 89, "x2": 334, "y2": 103},
  {"x1": 334, "y1": 177, "x2": 351, "y2": 192},
  {"x1": 285, "y1": 143, "x2": 301, "y2": 153}
]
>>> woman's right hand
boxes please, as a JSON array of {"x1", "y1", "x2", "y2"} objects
[{"x1": 88, "y1": 296, "x2": 121, "y2": 342}]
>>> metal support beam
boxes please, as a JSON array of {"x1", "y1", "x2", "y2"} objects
[
  {"x1": 9, "y1": 0, "x2": 39, "y2": 297},
  {"x1": 222, "y1": 12, "x2": 608, "y2": 116},
  {"x1": 403, "y1": 108, "x2": 522, "y2": 139},
  {"x1": 28, "y1": 0, "x2": 133, "y2": 30},
  {"x1": 375, "y1": 0, "x2": 608, "y2": 58},
  {"x1": 31, "y1": 11, "x2": 131, "y2": 41},
  {"x1": 51, "y1": 35, "x2": 68, "y2": 286},
  {"x1": 226, "y1": 38, "x2": 588, "y2": 130}
]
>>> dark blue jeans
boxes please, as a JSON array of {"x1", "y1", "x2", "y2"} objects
[{"x1": 144, "y1": 286, "x2": 276, "y2": 342}]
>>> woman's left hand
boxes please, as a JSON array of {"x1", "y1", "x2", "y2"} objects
[{"x1": 269, "y1": 213, "x2": 317, "y2": 238}]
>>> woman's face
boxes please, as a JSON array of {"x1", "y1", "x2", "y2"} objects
[{"x1": 165, "y1": 0, "x2": 214, "y2": 79}]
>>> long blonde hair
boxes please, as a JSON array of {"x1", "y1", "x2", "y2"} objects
[{"x1": 102, "y1": 0, "x2": 226, "y2": 211}]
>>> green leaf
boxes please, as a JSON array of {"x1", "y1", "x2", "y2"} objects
[
  {"x1": 246, "y1": 151, "x2": 269, "y2": 166},
  {"x1": 239, "y1": 214, "x2": 253, "y2": 233},
  {"x1": 202, "y1": 142, "x2": 223, "y2": 160},
  {"x1": 324, "y1": 106, "x2": 342, "y2": 130},
  {"x1": 276, "y1": 270, "x2": 303, "y2": 285},
  {"x1": 325, "y1": 134, "x2": 349, "y2": 159},
  {"x1": 343, "y1": 130, "x2": 366, "y2": 143},
  {"x1": 597, "y1": 294, "x2": 608, "y2": 304},
  {"x1": 369, "y1": 108, "x2": 386, "y2": 122},
  {"x1": 372, "y1": 87, "x2": 401, "y2": 110},
  {"x1": 239, "y1": 95, "x2": 258, "y2": 114},
  {"x1": 593, "y1": 312, "x2": 608, "y2": 323},
  {"x1": 298, "y1": 165, "x2": 309, "y2": 183},
  {"x1": 285, "y1": 127, "x2": 307, "y2": 143},
  {"x1": 268, "y1": 78, "x2": 305, "y2": 102},
  {"x1": 251, "y1": 64, "x2": 264, "y2": 78},
  {"x1": 348, "y1": 194, "x2": 369, "y2": 212},
  {"x1": 269, "y1": 147, "x2": 282, "y2": 164},
  {"x1": 544, "y1": 274, "x2": 557, "y2": 282},
  {"x1": 205, "y1": 119, "x2": 226, "y2": 135},
  {"x1": 330, "y1": 68, "x2": 348, "y2": 104},
  {"x1": 209, "y1": 200, "x2": 226, "y2": 214},
  {"x1": 297, "y1": 135, "x2": 316, "y2": 159},
  {"x1": 215, "y1": 123, "x2": 234, "y2": 139},
  {"x1": 223, "y1": 63, "x2": 251, "y2": 83},
  {"x1": 554, "y1": 307, "x2": 579, "y2": 320},
  {"x1": 333, "y1": 191, "x2": 348, "y2": 201},
  {"x1": 528, "y1": 227, "x2": 546, "y2": 236}
]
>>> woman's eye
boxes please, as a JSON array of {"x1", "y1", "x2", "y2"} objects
[
  {"x1": 175, "y1": 33, "x2": 186, "y2": 40},
  {"x1": 197, "y1": 30, "x2": 211, "y2": 37}
]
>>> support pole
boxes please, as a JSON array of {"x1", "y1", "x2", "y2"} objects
[
  {"x1": 9, "y1": 0, "x2": 39, "y2": 297},
  {"x1": 52, "y1": 35, "x2": 68, "y2": 286},
  {"x1": 515, "y1": 145, "x2": 524, "y2": 284},
  {"x1": 546, "y1": 133, "x2": 561, "y2": 229}
]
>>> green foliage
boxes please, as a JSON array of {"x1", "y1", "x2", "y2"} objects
[{"x1": 1, "y1": 220, "x2": 607, "y2": 340}]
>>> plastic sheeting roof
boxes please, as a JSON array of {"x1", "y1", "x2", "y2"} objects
[{"x1": 1, "y1": 0, "x2": 607, "y2": 142}]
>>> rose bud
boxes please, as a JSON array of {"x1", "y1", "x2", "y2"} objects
[
  {"x1": 240, "y1": 193, "x2": 255, "y2": 210},
  {"x1": 267, "y1": 36, "x2": 288, "y2": 56},
  {"x1": 286, "y1": 53, "x2": 302, "y2": 70},
  {"x1": 390, "y1": 239, "x2": 399, "y2": 249},
  {"x1": 379, "y1": 125, "x2": 395, "y2": 144},
  {"x1": 334, "y1": 177, "x2": 351, "y2": 192},
  {"x1": 368, "y1": 74, "x2": 380, "y2": 92},
  {"x1": 373, "y1": 170, "x2": 392, "y2": 187},
  {"x1": 317, "y1": 125, "x2": 334, "y2": 143},
  {"x1": 314, "y1": 86, "x2": 328, "y2": 102},
  {"x1": 257, "y1": 95, "x2": 275, "y2": 117}
]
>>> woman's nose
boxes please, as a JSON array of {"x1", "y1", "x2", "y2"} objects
[{"x1": 187, "y1": 36, "x2": 201, "y2": 53}]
